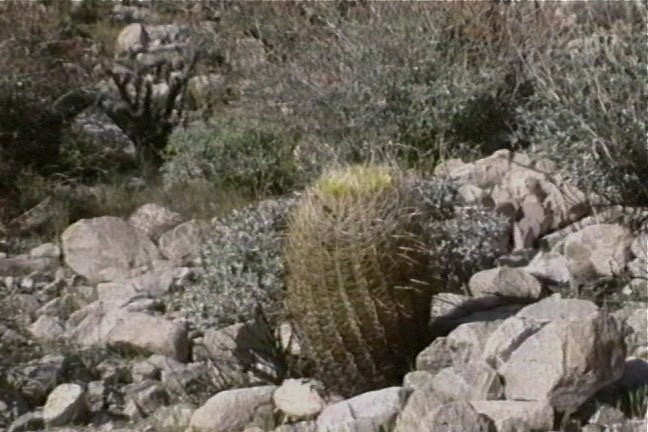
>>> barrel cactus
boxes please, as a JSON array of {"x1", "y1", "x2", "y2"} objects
[{"x1": 284, "y1": 165, "x2": 443, "y2": 396}]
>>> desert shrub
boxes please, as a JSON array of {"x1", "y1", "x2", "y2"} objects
[
  {"x1": 0, "y1": 1, "x2": 98, "y2": 216},
  {"x1": 238, "y1": 3, "x2": 560, "y2": 172},
  {"x1": 175, "y1": 197, "x2": 296, "y2": 332},
  {"x1": 514, "y1": 3, "x2": 647, "y2": 207},
  {"x1": 162, "y1": 118, "x2": 302, "y2": 196}
]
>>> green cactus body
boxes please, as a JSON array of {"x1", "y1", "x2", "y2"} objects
[{"x1": 284, "y1": 165, "x2": 437, "y2": 396}]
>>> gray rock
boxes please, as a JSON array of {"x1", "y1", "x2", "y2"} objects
[
  {"x1": 553, "y1": 224, "x2": 633, "y2": 282},
  {"x1": 201, "y1": 320, "x2": 279, "y2": 384},
  {"x1": 122, "y1": 380, "x2": 169, "y2": 417},
  {"x1": 28, "y1": 315, "x2": 65, "y2": 342},
  {"x1": 188, "y1": 386, "x2": 276, "y2": 432},
  {"x1": 128, "y1": 203, "x2": 183, "y2": 242},
  {"x1": 66, "y1": 108, "x2": 136, "y2": 167},
  {"x1": 589, "y1": 404, "x2": 625, "y2": 427},
  {"x1": 394, "y1": 383, "x2": 451, "y2": 432},
  {"x1": 272, "y1": 421, "x2": 318, "y2": 432},
  {"x1": 516, "y1": 295, "x2": 598, "y2": 322},
  {"x1": 29, "y1": 243, "x2": 60, "y2": 259},
  {"x1": 317, "y1": 387, "x2": 404, "y2": 432},
  {"x1": 96, "y1": 268, "x2": 179, "y2": 310},
  {"x1": 481, "y1": 316, "x2": 546, "y2": 369},
  {"x1": 158, "y1": 219, "x2": 209, "y2": 264},
  {"x1": 499, "y1": 311, "x2": 625, "y2": 411},
  {"x1": 431, "y1": 361, "x2": 503, "y2": 401},
  {"x1": 8, "y1": 411, "x2": 44, "y2": 432},
  {"x1": 61, "y1": 216, "x2": 161, "y2": 284},
  {"x1": 273, "y1": 379, "x2": 326, "y2": 420},
  {"x1": 630, "y1": 232, "x2": 647, "y2": 260},
  {"x1": 0, "y1": 255, "x2": 58, "y2": 277},
  {"x1": 150, "y1": 403, "x2": 195, "y2": 432},
  {"x1": 613, "y1": 306, "x2": 648, "y2": 359},
  {"x1": 416, "y1": 401, "x2": 495, "y2": 432},
  {"x1": 417, "y1": 320, "x2": 504, "y2": 374},
  {"x1": 68, "y1": 304, "x2": 189, "y2": 362},
  {"x1": 43, "y1": 384, "x2": 87, "y2": 427},
  {"x1": 106, "y1": 312, "x2": 189, "y2": 362},
  {"x1": 469, "y1": 267, "x2": 542, "y2": 300},
  {"x1": 403, "y1": 371, "x2": 435, "y2": 393},
  {"x1": 523, "y1": 251, "x2": 574, "y2": 287},
  {"x1": 86, "y1": 381, "x2": 106, "y2": 412},
  {"x1": 471, "y1": 400, "x2": 554, "y2": 432},
  {"x1": 6, "y1": 355, "x2": 68, "y2": 405},
  {"x1": 627, "y1": 258, "x2": 647, "y2": 279}
]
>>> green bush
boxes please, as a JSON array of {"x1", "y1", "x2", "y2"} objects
[
  {"x1": 179, "y1": 197, "x2": 297, "y2": 332},
  {"x1": 162, "y1": 118, "x2": 302, "y2": 196}
]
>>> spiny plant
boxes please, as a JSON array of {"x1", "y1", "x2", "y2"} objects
[{"x1": 283, "y1": 165, "x2": 446, "y2": 396}]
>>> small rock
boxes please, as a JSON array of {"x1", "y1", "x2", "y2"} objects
[
  {"x1": 128, "y1": 203, "x2": 183, "y2": 242},
  {"x1": 589, "y1": 404, "x2": 625, "y2": 427},
  {"x1": 151, "y1": 403, "x2": 195, "y2": 432},
  {"x1": 273, "y1": 379, "x2": 326, "y2": 420},
  {"x1": 627, "y1": 258, "x2": 647, "y2": 279},
  {"x1": 122, "y1": 380, "x2": 169, "y2": 417},
  {"x1": 43, "y1": 384, "x2": 87, "y2": 427},
  {"x1": 29, "y1": 243, "x2": 61, "y2": 259},
  {"x1": 471, "y1": 400, "x2": 554, "y2": 432},
  {"x1": 403, "y1": 371, "x2": 435, "y2": 393},
  {"x1": 8, "y1": 411, "x2": 44, "y2": 432},
  {"x1": 554, "y1": 223, "x2": 633, "y2": 282},
  {"x1": 417, "y1": 320, "x2": 504, "y2": 373},
  {"x1": 106, "y1": 312, "x2": 189, "y2": 362},
  {"x1": 28, "y1": 315, "x2": 65, "y2": 342},
  {"x1": 431, "y1": 361, "x2": 503, "y2": 401},
  {"x1": 631, "y1": 232, "x2": 647, "y2": 260},
  {"x1": 188, "y1": 386, "x2": 276, "y2": 432},
  {"x1": 469, "y1": 267, "x2": 542, "y2": 300},
  {"x1": 523, "y1": 251, "x2": 573, "y2": 288},
  {"x1": 416, "y1": 401, "x2": 495, "y2": 432},
  {"x1": 158, "y1": 219, "x2": 208, "y2": 264},
  {"x1": 434, "y1": 159, "x2": 469, "y2": 177},
  {"x1": 317, "y1": 387, "x2": 404, "y2": 432}
]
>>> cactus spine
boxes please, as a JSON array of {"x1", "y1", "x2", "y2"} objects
[{"x1": 284, "y1": 165, "x2": 437, "y2": 396}]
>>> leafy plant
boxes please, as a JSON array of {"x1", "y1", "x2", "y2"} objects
[{"x1": 162, "y1": 118, "x2": 302, "y2": 196}]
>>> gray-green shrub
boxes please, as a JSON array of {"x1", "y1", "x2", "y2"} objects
[{"x1": 162, "y1": 118, "x2": 302, "y2": 196}]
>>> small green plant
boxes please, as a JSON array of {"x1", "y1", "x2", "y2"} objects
[
  {"x1": 162, "y1": 118, "x2": 302, "y2": 197},
  {"x1": 179, "y1": 197, "x2": 296, "y2": 332}
]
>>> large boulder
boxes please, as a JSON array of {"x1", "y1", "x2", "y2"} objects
[
  {"x1": 499, "y1": 309, "x2": 625, "y2": 411},
  {"x1": 65, "y1": 108, "x2": 136, "y2": 168},
  {"x1": 317, "y1": 387, "x2": 404, "y2": 432},
  {"x1": 553, "y1": 223, "x2": 633, "y2": 282},
  {"x1": 61, "y1": 216, "x2": 161, "y2": 284}
]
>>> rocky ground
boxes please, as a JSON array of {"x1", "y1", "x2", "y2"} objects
[
  {"x1": 1, "y1": 145, "x2": 646, "y2": 432},
  {"x1": 0, "y1": 2, "x2": 646, "y2": 432}
]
